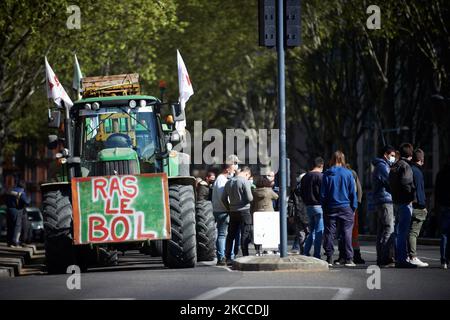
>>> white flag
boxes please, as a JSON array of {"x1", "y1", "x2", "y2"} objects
[
  {"x1": 45, "y1": 57, "x2": 73, "y2": 108},
  {"x1": 176, "y1": 50, "x2": 193, "y2": 132},
  {"x1": 72, "y1": 54, "x2": 83, "y2": 93}
]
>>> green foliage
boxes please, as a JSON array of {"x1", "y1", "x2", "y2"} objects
[{"x1": 1, "y1": 0, "x2": 449, "y2": 167}]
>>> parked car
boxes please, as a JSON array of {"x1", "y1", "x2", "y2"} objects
[
  {"x1": 0, "y1": 205, "x2": 6, "y2": 239},
  {"x1": 25, "y1": 207, "x2": 44, "y2": 242}
]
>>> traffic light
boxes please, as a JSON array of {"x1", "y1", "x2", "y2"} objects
[
  {"x1": 258, "y1": 0, "x2": 276, "y2": 47},
  {"x1": 285, "y1": 0, "x2": 301, "y2": 47},
  {"x1": 258, "y1": 0, "x2": 301, "y2": 48}
]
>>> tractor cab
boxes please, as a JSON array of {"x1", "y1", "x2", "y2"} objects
[{"x1": 73, "y1": 95, "x2": 162, "y2": 177}]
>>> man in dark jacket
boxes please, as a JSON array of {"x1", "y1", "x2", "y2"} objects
[
  {"x1": 389, "y1": 143, "x2": 417, "y2": 268},
  {"x1": 288, "y1": 171, "x2": 309, "y2": 254},
  {"x1": 435, "y1": 155, "x2": 450, "y2": 269},
  {"x1": 408, "y1": 149, "x2": 429, "y2": 267},
  {"x1": 6, "y1": 180, "x2": 30, "y2": 247},
  {"x1": 300, "y1": 157, "x2": 324, "y2": 259},
  {"x1": 372, "y1": 145, "x2": 396, "y2": 266},
  {"x1": 321, "y1": 151, "x2": 357, "y2": 267}
]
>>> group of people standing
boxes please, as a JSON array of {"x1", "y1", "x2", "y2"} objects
[
  {"x1": 373, "y1": 143, "x2": 449, "y2": 269},
  {"x1": 210, "y1": 155, "x2": 278, "y2": 266},
  {"x1": 201, "y1": 144, "x2": 450, "y2": 270},
  {"x1": 289, "y1": 151, "x2": 364, "y2": 267}
]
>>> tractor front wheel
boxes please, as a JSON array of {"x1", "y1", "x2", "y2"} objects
[{"x1": 42, "y1": 189, "x2": 75, "y2": 274}]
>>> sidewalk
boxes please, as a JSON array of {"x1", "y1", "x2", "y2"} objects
[{"x1": 0, "y1": 242, "x2": 46, "y2": 277}]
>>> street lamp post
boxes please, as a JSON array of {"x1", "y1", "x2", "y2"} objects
[{"x1": 380, "y1": 126, "x2": 410, "y2": 145}]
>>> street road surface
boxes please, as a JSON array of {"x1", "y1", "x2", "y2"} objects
[{"x1": 0, "y1": 242, "x2": 449, "y2": 300}]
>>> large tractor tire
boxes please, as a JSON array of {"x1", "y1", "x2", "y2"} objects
[
  {"x1": 163, "y1": 184, "x2": 197, "y2": 268},
  {"x1": 42, "y1": 189, "x2": 75, "y2": 274},
  {"x1": 195, "y1": 200, "x2": 216, "y2": 261}
]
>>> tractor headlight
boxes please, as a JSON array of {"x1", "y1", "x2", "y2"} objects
[
  {"x1": 92, "y1": 102, "x2": 100, "y2": 110},
  {"x1": 84, "y1": 103, "x2": 91, "y2": 110},
  {"x1": 129, "y1": 100, "x2": 137, "y2": 108},
  {"x1": 139, "y1": 100, "x2": 147, "y2": 108}
]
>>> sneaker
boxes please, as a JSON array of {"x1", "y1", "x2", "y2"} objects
[
  {"x1": 409, "y1": 257, "x2": 429, "y2": 267},
  {"x1": 216, "y1": 258, "x2": 226, "y2": 266},
  {"x1": 290, "y1": 249, "x2": 300, "y2": 254},
  {"x1": 8, "y1": 244, "x2": 21, "y2": 248},
  {"x1": 344, "y1": 260, "x2": 356, "y2": 267},
  {"x1": 326, "y1": 257, "x2": 333, "y2": 266},
  {"x1": 442, "y1": 263, "x2": 448, "y2": 270},
  {"x1": 334, "y1": 257, "x2": 345, "y2": 265},
  {"x1": 379, "y1": 262, "x2": 396, "y2": 268},
  {"x1": 395, "y1": 261, "x2": 417, "y2": 269},
  {"x1": 353, "y1": 255, "x2": 365, "y2": 264},
  {"x1": 226, "y1": 258, "x2": 234, "y2": 266}
]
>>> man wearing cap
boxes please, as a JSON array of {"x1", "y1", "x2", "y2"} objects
[
  {"x1": 222, "y1": 164, "x2": 254, "y2": 261},
  {"x1": 211, "y1": 155, "x2": 240, "y2": 266}
]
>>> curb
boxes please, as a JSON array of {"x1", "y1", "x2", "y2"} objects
[{"x1": 233, "y1": 255, "x2": 329, "y2": 272}]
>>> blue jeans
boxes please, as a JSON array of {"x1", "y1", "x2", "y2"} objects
[
  {"x1": 439, "y1": 207, "x2": 450, "y2": 264},
  {"x1": 304, "y1": 206, "x2": 324, "y2": 258},
  {"x1": 394, "y1": 203, "x2": 413, "y2": 264},
  {"x1": 213, "y1": 212, "x2": 229, "y2": 260}
]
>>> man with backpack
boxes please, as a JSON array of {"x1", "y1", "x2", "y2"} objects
[{"x1": 389, "y1": 143, "x2": 417, "y2": 268}]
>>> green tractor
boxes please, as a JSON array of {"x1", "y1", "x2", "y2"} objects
[{"x1": 42, "y1": 74, "x2": 215, "y2": 273}]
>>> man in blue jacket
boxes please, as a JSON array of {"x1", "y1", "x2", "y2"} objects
[
  {"x1": 6, "y1": 180, "x2": 30, "y2": 248},
  {"x1": 321, "y1": 151, "x2": 357, "y2": 267},
  {"x1": 371, "y1": 145, "x2": 396, "y2": 267}
]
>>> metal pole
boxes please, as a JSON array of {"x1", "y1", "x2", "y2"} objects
[
  {"x1": 62, "y1": 101, "x2": 74, "y2": 181},
  {"x1": 277, "y1": 0, "x2": 287, "y2": 258}
]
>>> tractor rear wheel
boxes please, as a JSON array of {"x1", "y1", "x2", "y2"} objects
[
  {"x1": 163, "y1": 184, "x2": 197, "y2": 268},
  {"x1": 150, "y1": 240, "x2": 163, "y2": 257},
  {"x1": 42, "y1": 189, "x2": 75, "y2": 274},
  {"x1": 195, "y1": 200, "x2": 216, "y2": 261}
]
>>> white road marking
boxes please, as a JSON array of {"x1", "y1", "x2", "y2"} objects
[
  {"x1": 191, "y1": 286, "x2": 354, "y2": 300},
  {"x1": 84, "y1": 298, "x2": 136, "y2": 300}
]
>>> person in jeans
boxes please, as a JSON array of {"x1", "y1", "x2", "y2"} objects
[
  {"x1": 6, "y1": 180, "x2": 30, "y2": 248},
  {"x1": 320, "y1": 151, "x2": 357, "y2": 267},
  {"x1": 300, "y1": 157, "x2": 324, "y2": 259},
  {"x1": 371, "y1": 145, "x2": 396, "y2": 267},
  {"x1": 408, "y1": 148, "x2": 429, "y2": 267},
  {"x1": 211, "y1": 161, "x2": 237, "y2": 266},
  {"x1": 389, "y1": 143, "x2": 417, "y2": 268},
  {"x1": 222, "y1": 166, "x2": 253, "y2": 262},
  {"x1": 435, "y1": 155, "x2": 450, "y2": 269}
]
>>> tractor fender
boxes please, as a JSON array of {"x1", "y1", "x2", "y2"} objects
[
  {"x1": 167, "y1": 176, "x2": 196, "y2": 187},
  {"x1": 40, "y1": 181, "x2": 72, "y2": 195}
]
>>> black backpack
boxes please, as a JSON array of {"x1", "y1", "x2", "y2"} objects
[{"x1": 388, "y1": 160, "x2": 411, "y2": 202}]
